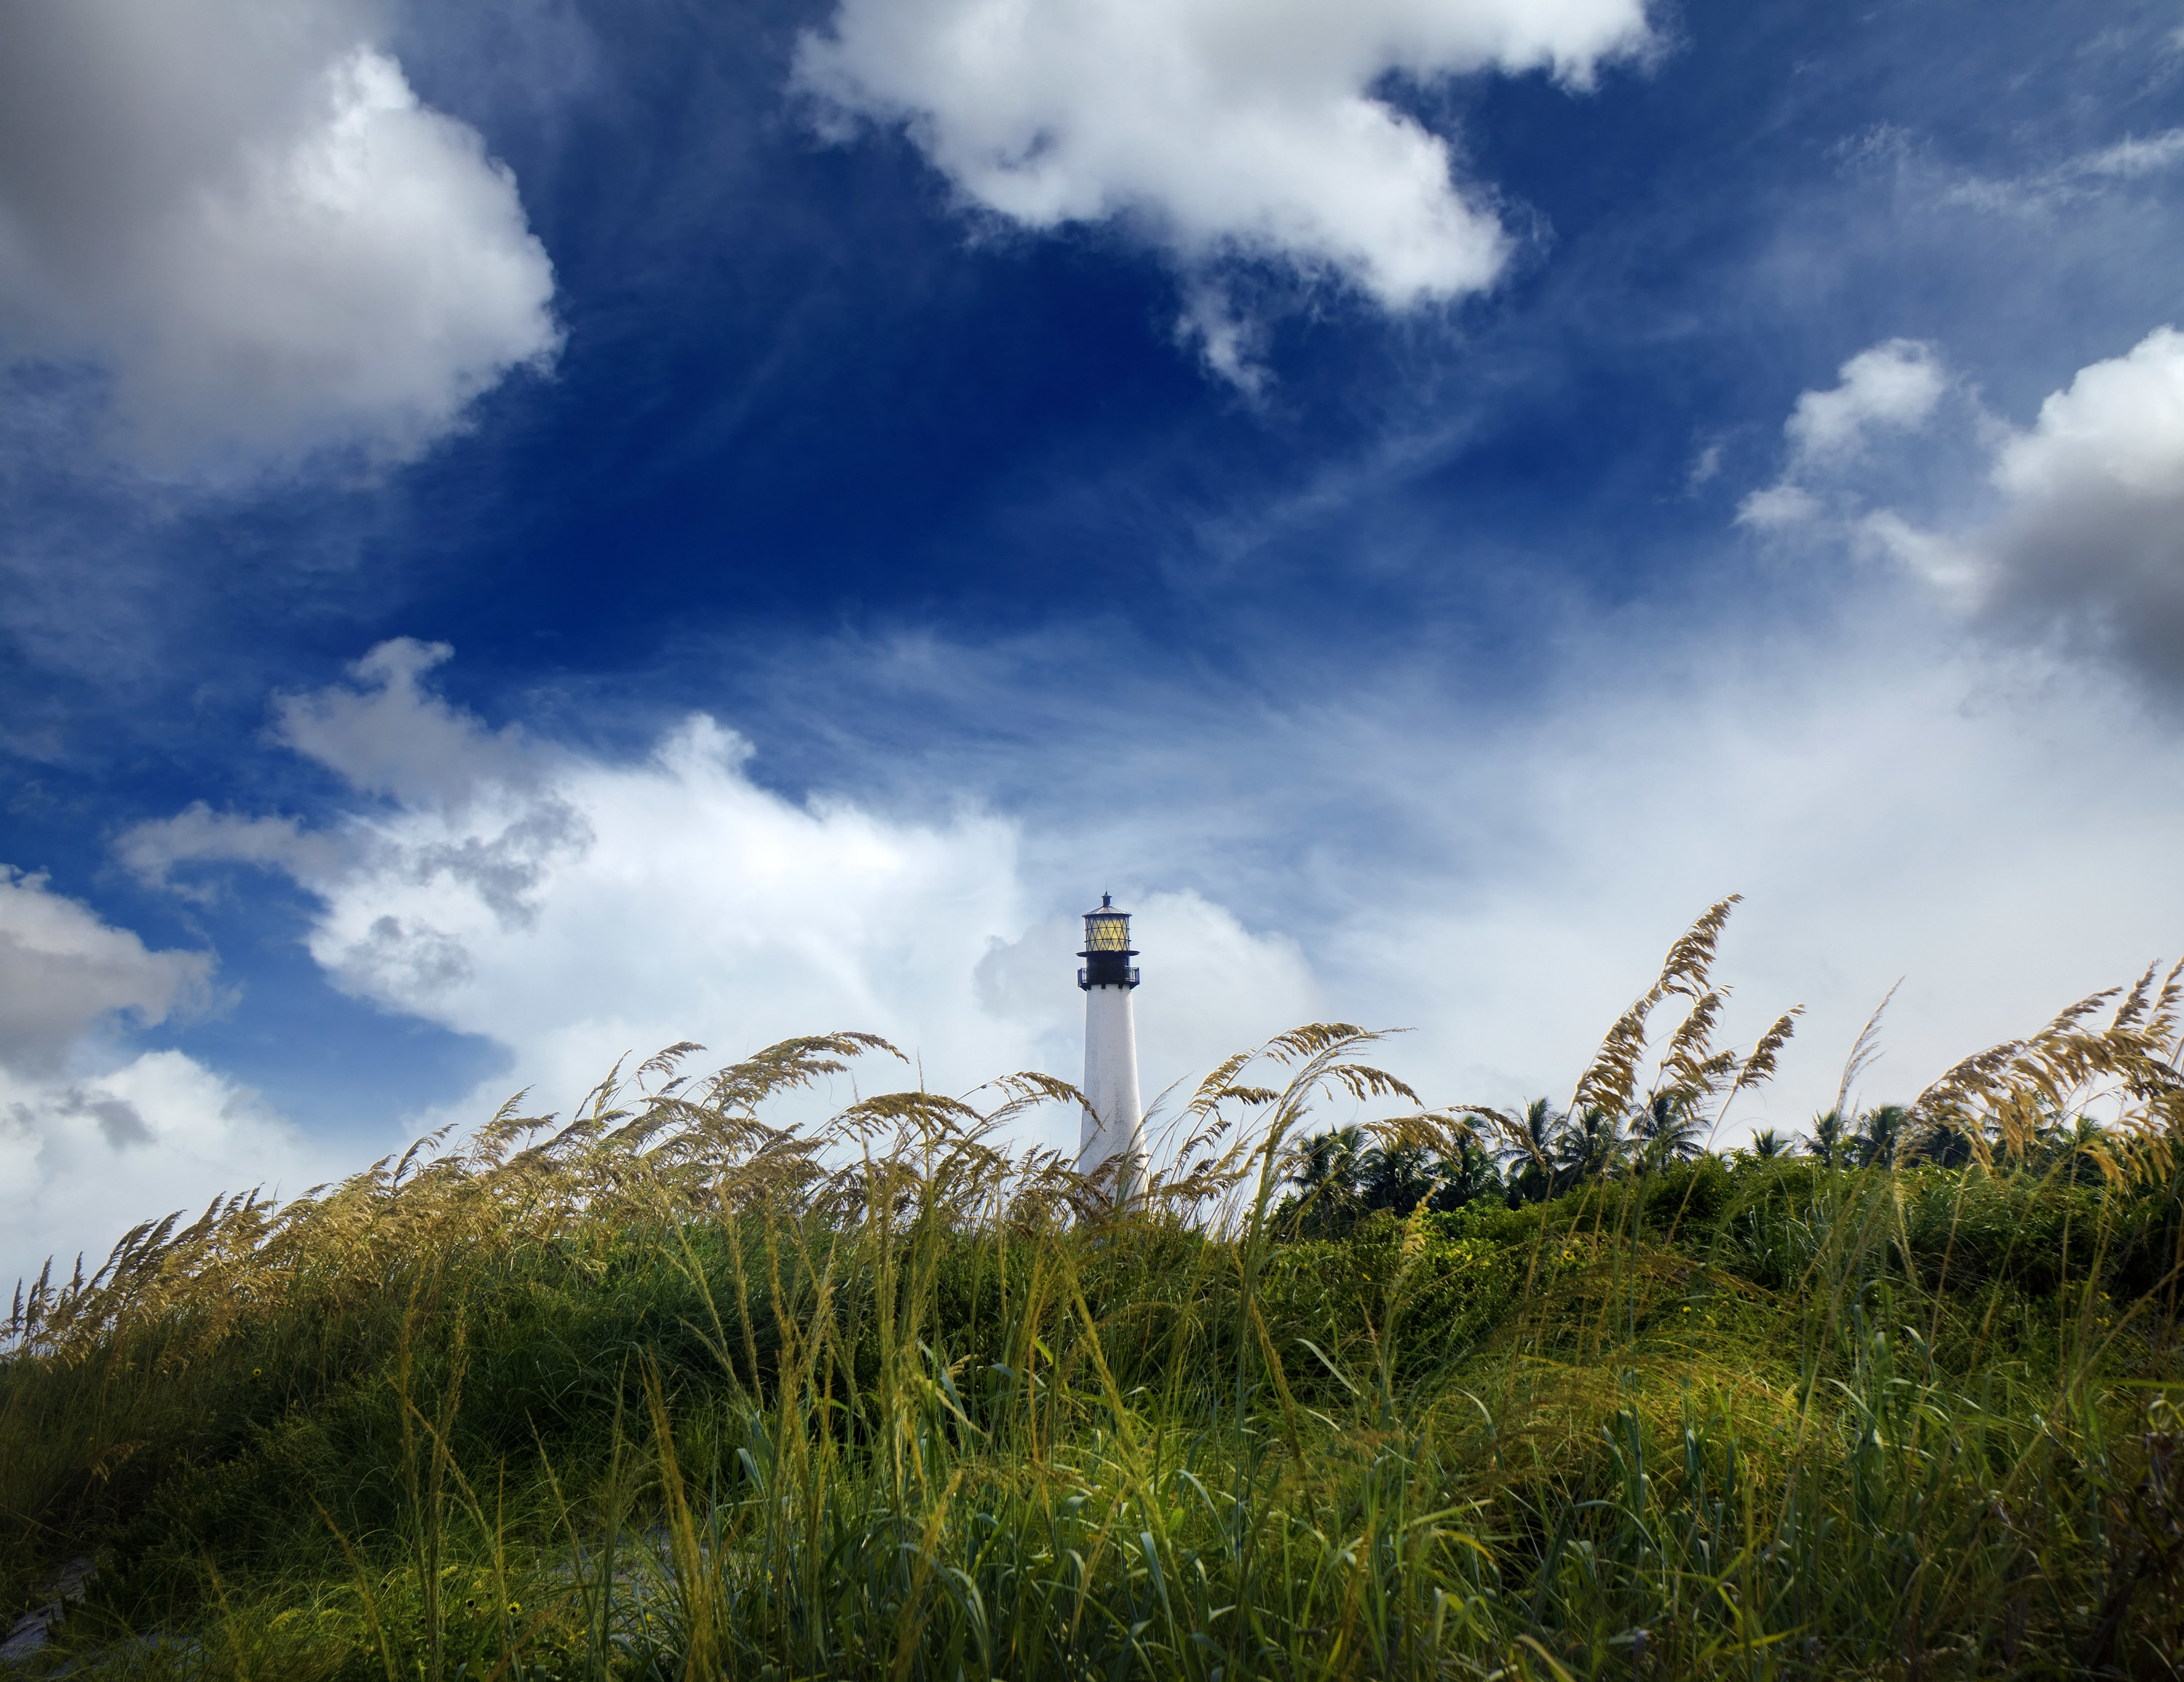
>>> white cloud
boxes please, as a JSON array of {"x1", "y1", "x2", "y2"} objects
[
  {"x1": 1855, "y1": 508, "x2": 1982, "y2": 598},
  {"x1": 1734, "y1": 481, "x2": 1820, "y2": 529},
  {"x1": 0, "y1": 0, "x2": 558, "y2": 470},
  {"x1": 1736, "y1": 340, "x2": 1947, "y2": 530},
  {"x1": 1318, "y1": 641, "x2": 2184, "y2": 1133},
  {"x1": 122, "y1": 618, "x2": 2184, "y2": 1201},
  {"x1": 1812, "y1": 326, "x2": 2184, "y2": 685},
  {"x1": 1783, "y1": 339, "x2": 1947, "y2": 467},
  {"x1": 116, "y1": 807, "x2": 347, "y2": 902},
  {"x1": 274, "y1": 637, "x2": 536, "y2": 803},
  {"x1": 117, "y1": 639, "x2": 538, "y2": 901},
  {"x1": 0, "y1": 869, "x2": 344, "y2": 1292},
  {"x1": 1176, "y1": 281, "x2": 1273, "y2": 393},
  {"x1": 1990, "y1": 327, "x2": 2184, "y2": 504},
  {"x1": 1944, "y1": 126, "x2": 2184, "y2": 216},
  {"x1": 999, "y1": 621, "x2": 2184, "y2": 1152},
  {"x1": 123, "y1": 644, "x2": 1318, "y2": 1157},
  {"x1": 1970, "y1": 325, "x2": 2184, "y2": 678},
  {"x1": 1, "y1": 1050, "x2": 349, "y2": 1294},
  {"x1": 2079, "y1": 128, "x2": 2184, "y2": 180},
  {"x1": 795, "y1": 0, "x2": 1650, "y2": 324},
  {"x1": 0, "y1": 867, "x2": 212, "y2": 1075}
]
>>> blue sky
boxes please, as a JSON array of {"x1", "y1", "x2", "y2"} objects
[{"x1": 7, "y1": 0, "x2": 2184, "y2": 1283}]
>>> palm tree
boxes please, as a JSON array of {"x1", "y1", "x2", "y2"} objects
[
  {"x1": 1557, "y1": 1106, "x2": 1629, "y2": 1186},
  {"x1": 1487, "y1": 1098, "x2": 1568, "y2": 1205},
  {"x1": 1428, "y1": 1138, "x2": 1504, "y2": 1211},
  {"x1": 1853, "y1": 1104, "x2": 1910, "y2": 1169},
  {"x1": 1808, "y1": 1108, "x2": 1848, "y2": 1169},
  {"x1": 1293, "y1": 1125, "x2": 1366, "y2": 1193},
  {"x1": 1289, "y1": 1126, "x2": 1505, "y2": 1228},
  {"x1": 1631, "y1": 1093, "x2": 1706, "y2": 1172},
  {"x1": 1361, "y1": 1141, "x2": 1441, "y2": 1215},
  {"x1": 1289, "y1": 1126, "x2": 1367, "y2": 1234},
  {"x1": 1907, "y1": 1120, "x2": 1982, "y2": 1169},
  {"x1": 2037, "y1": 1114, "x2": 2110, "y2": 1185},
  {"x1": 1747, "y1": 1126, "x2": 1797, "y2": 1160}
]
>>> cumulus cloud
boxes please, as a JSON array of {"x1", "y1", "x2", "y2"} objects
[
  {"x1": 274, "y1": 638, "x2": 537, "y2": 803},
  {"x1": 116, "y1": 807, "x2": 347, "y2": 901},
  {"x1": 43, "y1": 612, "x2": 2184, "y2": 1290},
  {"x1": 134, "y1": 615, "x2": 2184, "y2": 1169},
  {"x1": 0, "y1": 0, "x2": 559, "y2": 469},
  {"x1": 1962, "y1": 325, "x2": 2184, "y2": 677},
  {"x1": 1783, "y1": 340, "x2": 1947, "y2": 466},
  {"x1": 1, "y1": 1049, "x2": 348, "y2": 1292},
  {"x1": 0, "y1": 867, "x2": 342, "y2": 1291},
  {"x1": 1799, "y1": 327, "x2": 2184, "y2": 686},
  {"x1": 1734, "y1": 482, "x2": 1821, "y2": 530},
  {"x1": 1737, "y1": 339, "x2": 1947, "y2": 527},
  {"x1": 0, "y1": 867, "x2": 212, "y2": 1075},
  {"x1": 795, "y1": 0, "x2": 1651, "y2": 372},
  {"x1": 124, "y1": 643, "x2": 1318, "y2": 1154}
]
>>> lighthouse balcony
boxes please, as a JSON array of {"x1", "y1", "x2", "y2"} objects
[{"x1": 1077, "y1": 964, "x2": 1140, "y2": 990}]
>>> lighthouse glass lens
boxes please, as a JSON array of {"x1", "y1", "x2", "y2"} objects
[{"x1": 1083, "y1": 914, "x2": 1130, "y2": 950}]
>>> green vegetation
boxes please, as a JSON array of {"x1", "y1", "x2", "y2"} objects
[{"x1": 4, "y1": 901, "x2": 2183, "y2": 1679}]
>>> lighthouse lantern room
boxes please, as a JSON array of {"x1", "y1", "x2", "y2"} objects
[{"x1": 1077, "y1": 894, "x2": 1145, "y2": 1201}]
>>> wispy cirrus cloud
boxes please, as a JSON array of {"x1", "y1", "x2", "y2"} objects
[{"x1": 1942, "y1": 127, "x2": 2184, "y2": 216}]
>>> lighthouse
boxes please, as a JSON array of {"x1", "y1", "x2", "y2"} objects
[{"x1": 1077, "y1": 894, "x2": 1145, "y2": 1201}]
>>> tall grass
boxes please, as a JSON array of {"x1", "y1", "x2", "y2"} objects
[{"x1": 4, "y1": 909, "x2": 2183, "y2": 1678}]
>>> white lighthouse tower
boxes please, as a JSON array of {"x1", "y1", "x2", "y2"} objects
[{"x1": 1077, "y1": 894, "x2": 1145, "y2": 1201}]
